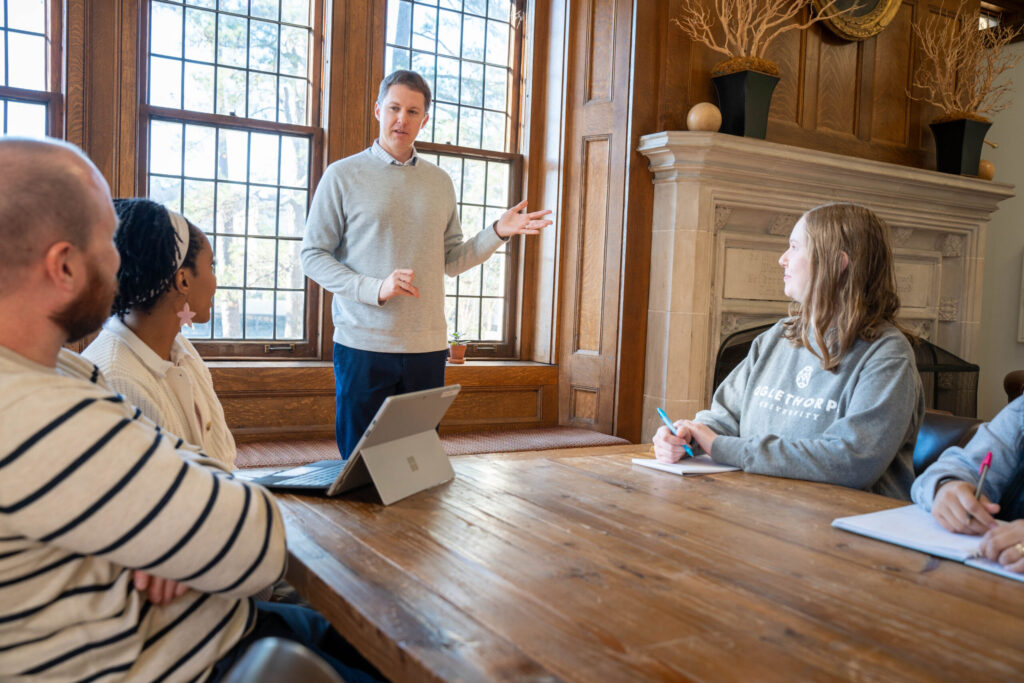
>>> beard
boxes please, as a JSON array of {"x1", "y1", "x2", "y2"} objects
[{"x1": 50, "y1": 258, "x2": 117, "y2": 343}]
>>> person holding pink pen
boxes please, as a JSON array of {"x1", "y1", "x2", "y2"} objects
[{"x1": 913, "y1": 398, "x2": 1024, "y2": 574}]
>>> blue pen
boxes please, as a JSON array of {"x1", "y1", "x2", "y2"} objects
[{"x1": 656, "y1": 407, "x2": 694, "y2": 457}]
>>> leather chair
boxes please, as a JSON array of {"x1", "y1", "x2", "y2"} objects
[
  {"x1": 912, "y1": 410, "x2": 982, "y2": 476},
  {"x1": 1004, "y1": 370, "x2": 1024, "y2": 403},
  {"x1": 222, "y1": 637, "x2": 344, "y2": 683}
]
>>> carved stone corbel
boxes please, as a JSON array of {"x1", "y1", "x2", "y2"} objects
[
  {"x1": 714, "y1": 206, "x2": 732, "y2": 232},
  {"x1": 768, "y1": 213, "x2": 801, "y2": 236},
  {"x1": 938, "y1": 298, "x2": 959, "y2": 323},
  {"x1": 941, "y1": 234, "x2": 963, "y2": 258}
]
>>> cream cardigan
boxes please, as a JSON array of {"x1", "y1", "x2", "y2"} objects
[{"x1": 83, "y1": 317, "x2": 237, "y2": 468}]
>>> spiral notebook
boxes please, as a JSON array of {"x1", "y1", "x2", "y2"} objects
[
  {"x1": 631, "y1": 455, "x2": 740, "y2": 475},
  {"x1": 831, "y1": 504, "x2": 1024, "y2": 583}
]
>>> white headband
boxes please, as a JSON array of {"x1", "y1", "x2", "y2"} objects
[{"x1": 167, "y1": 209, "x2": 190, "y2": 271}]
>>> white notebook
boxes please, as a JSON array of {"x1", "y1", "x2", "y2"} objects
[
  {"x1": 832, "y1": 504, "x2": 1024, "y2": 583},
  {"x1": 631, "y1": 455, "x2": 740, "y2": 475}
]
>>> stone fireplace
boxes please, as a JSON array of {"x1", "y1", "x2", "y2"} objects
[{"x1": 636, "y1": 132, "x2": 1014, "y2": 441}]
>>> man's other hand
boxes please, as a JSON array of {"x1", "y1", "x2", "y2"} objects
[{"x1": 378, "y1": 268, "x2": 420, "y2": 304}]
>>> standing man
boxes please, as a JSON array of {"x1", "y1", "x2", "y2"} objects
[{"x1": 302, "y1": 70, "x2": 552, "y2": 458}]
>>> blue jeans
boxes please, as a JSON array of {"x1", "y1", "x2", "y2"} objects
[
  {"x1": 332, "y1": 343, "x2": 448, "y2": 458},
  {"x1": 208, "y1": 601, "x2": 383, "y2": 682}
]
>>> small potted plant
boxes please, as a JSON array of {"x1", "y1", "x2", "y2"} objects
[
  {"x1": 448, "y1": 331, "x2": 468, "y2": 365},
  {"x1": 911, "y1": 1, "x2": 1023, "y2": 175},
  {"x1": 673, "y1": 0, "x2": 848, "y2": 138}
]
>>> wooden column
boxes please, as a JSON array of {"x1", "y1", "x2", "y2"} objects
[
  {"x1": 65, "y1": 0, "x2": 140, "y2": 197},
  {"x1": 556, "y1": 0, "x2": 634, "y2": 433}
]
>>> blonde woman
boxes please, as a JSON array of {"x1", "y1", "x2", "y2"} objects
[{"x1": 653, "y1": 203, "x2": 924, "y2": 499}]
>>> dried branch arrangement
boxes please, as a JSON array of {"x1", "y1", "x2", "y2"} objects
[
  {"x1": 673, "y1": 0, "x2": 848, "y2": 76},
  {"x1": 912, "y1": 2, "x2": 1024, "y2": 122}
]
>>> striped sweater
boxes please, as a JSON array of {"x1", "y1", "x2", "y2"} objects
[{"x1": 0, "y1": 345, "x2": 287, "y2": 681}]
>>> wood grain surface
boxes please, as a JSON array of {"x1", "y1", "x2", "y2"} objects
[{"x1": 278, "y1": 445, "x2": 1024, "y2": 682}]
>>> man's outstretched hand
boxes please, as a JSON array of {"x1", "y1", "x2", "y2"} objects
[{"x1": 494, "y1": 200, "x2": 553, "y2": 238}]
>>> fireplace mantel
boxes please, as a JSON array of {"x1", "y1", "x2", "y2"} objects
[{"x1": 637, "y1": 131, "x2": 1014, "y2": 441}]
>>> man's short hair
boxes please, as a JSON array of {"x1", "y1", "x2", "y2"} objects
[
  {"x1": 0, "y1": 138, "x2": 100, "y2": 286},
  {"x1": 377, "y1": 70, "x2": 432, "y2": 111}
]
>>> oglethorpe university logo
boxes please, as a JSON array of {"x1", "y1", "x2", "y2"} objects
[
  {"x1": 753, "y1": 363, "x2": 838, "y2": 420},
  {"x1": 795, "y1": 364, "x2": 813, "y2": 389}
]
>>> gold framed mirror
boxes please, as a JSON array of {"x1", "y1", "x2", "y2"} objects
[{"x1": 812, "y1": 0, "x2": 902, "y2": 41}]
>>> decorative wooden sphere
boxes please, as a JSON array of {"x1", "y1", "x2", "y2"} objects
[
  {"x1": 978, "y1": 159, "x2": 995, "y2": 180},
  {"x1": 687, "y1": 102, "x2": 722, "y2": 132}
]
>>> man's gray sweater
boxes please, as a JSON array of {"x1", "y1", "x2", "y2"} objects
[
  {"x1": 699, "y1": 320, "x2": 924, "y2": 499},
  {"x1": 301, "y1": 145, "x2": 504, "y2": 353}
]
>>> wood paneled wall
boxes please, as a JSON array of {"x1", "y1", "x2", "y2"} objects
[
  {"x1": 661, "y1": 0, "x2": 970, "y2": 166},
  {"x1": 555, "y1": 0, "x2": 635, "y2": 433},
  {"x1": 214, "y1": 363, "x2": 558, "y2": 442}
]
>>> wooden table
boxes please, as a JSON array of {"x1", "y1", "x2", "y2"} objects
[{"x1": 278, "y1": 445, "x2": 1024, "y2": 682}]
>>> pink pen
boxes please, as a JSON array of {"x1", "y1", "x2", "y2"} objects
[{"x1": 974, "y1": 451, "x2": 992, "y2": 500}]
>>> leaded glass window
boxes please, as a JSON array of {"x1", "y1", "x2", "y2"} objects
[
  {"x1": 0, "y1": 0, "x2": 58, "y2": 138},
  {"x1": 142, "y1": 0, "x2": 321, "y2": 357},
  {"x1": 386, "y1": 0, "x2": 523, "y2": 356}
]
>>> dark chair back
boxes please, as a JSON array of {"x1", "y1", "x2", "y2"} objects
[
  {"x1": 912, "y1": 410, "x2": 981, "y2": 476},
  {"x1": 713, "y1": 324, "x2": 773, "y2": 393}
]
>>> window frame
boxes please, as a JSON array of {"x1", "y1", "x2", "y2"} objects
[
  {"x1": 0, "y1": 0, "x2": 64, "y2": 138},
  {"x1": 417, "y1": 141, "x2": 524, "y2": 358},
  {"x1": 135, "y1": 0, "x2": 326, "y2": 360},
  {"x1": 383, "y1": 0, "x2": 528, "y2": 359}
]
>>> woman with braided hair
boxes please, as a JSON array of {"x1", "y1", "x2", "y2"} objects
[{"x1": 84, "y1": 198, "x2": 234, "y2": 468}]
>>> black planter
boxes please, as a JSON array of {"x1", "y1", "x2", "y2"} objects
[
  {"x1": 711, "y1": 70, "x2": 780, "y2": 139},
  {"x1": 929, "y1": 119, "x2": 992, "y2": 175}
]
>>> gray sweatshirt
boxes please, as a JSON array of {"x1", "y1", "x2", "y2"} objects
[
  {"x1": 301, "y1": 144, "x2": 505, "y2": 353},
  {"x1": 698, "y1": 320, "x2": 924, "y2": 499}
]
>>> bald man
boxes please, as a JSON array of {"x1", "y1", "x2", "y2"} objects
[{"x1": 0, "y1": 139, "x2": 376, "y2": 682}]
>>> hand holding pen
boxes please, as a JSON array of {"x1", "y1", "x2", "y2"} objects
[
  {"x1": 931, "y1": 451, "x2": 999, "y2": 535},
  {"x1": 653, "y1": 407, "x2": 695, "y2": 463}
]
